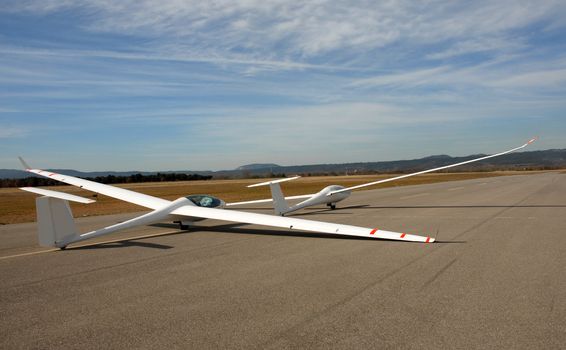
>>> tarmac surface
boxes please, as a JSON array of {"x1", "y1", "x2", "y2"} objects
[{"x1": 1, "y1": 173, "x2": 565, "y2": 349}]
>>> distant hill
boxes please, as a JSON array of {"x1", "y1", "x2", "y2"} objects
[
  {"x1": 221, "y1": 149, "x2": 566, "y2": 176},
  {"x1": 0, "y1": 169, "x2": 30, "y2": 179},
  {"x1": 236, "y1": 163, "x2": 281, "y2": 171},
  {"x1": 1, "y1": 149, "x2": 565, "y2": 180}
]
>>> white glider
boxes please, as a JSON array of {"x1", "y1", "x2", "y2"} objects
[
  {"x1": 17, "y1": 158, "x2": 434, "y2": 249},
  {"x1": 228, "y1": 138, "x2": 537, "y2": 215}
]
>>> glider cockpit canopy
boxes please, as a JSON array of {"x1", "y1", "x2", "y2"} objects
[{"x1": 185, "y1": 194, "x2": 224, "y2": 208}]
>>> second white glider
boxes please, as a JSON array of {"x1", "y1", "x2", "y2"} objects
[{"x1": 228, "y1": 138, "x2": 537, "y2": 215}]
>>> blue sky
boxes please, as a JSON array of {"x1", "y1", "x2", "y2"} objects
[{"x1": 1, "y1": 1, "x2": 565, "y2": 171}]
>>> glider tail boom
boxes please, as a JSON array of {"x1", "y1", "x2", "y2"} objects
[{"x1": 36, "y1": 196, "x2": 195, "y2": 248}]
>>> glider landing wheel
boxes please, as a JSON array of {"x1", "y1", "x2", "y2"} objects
[
  {"x1": 174, "y1": 221, "x2": 191, "y2": 230},
  {"x1": 327, "y1": 203, "x2": 336, "y2": 210}
]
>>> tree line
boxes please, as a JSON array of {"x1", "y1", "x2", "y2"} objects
[{"x1": 0, "y1": 173, "x2": 213, "y2": 188}]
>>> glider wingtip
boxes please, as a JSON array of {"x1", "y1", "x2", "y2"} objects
[
  {"x1": 527, "y1": 136, "x2": 538, "y2": 144},
  {"x1": 17, "y1": 156, "x2": 31, "y2": 170}
]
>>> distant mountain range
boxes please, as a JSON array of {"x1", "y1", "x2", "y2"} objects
[
  {"x1": 1, "y1": 149, "x2": 565, "y2": 179},
  {"x1": 236, "y1": 163, "x2": 281, "y2": 171}
]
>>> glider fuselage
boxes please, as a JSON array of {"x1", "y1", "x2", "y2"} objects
[{"x1": 287, "y1": 185, "x2": 351, "y2": 213}]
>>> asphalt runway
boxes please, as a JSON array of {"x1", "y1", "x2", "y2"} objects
[{"x1": 1, "y1": 173, "x2": 565, "y2": 349}]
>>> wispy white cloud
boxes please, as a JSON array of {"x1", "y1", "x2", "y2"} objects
[
  {"x1": 348, "y1": 56, "x2": 566, "y2": 98},
  {"x1": 0, "y1": 0, "x2": 565, "y2": 170},
  {"x1": 0, "y1": 46, "x2": 352, "y2": 72},
  {"x1": 488, "y1": 68, "x2": 566, "y2": 88},
  {"x1": 349, "y1": 67, "x2": 451, "y2": 88},
  {"x1": 3, "y1": 1, "x2": 565, "y2": 66},
  {"x1": 0, "y1": 126, "x2": 29, "y2": 138},
  {"x1": 425, "y1": 37, "x2": 528, "y2": 60}
]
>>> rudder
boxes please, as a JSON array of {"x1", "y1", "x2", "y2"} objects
[
  {"x1": 269, "y1": 182, "x2": 290, "y2": 216},
  {"x1": 36, "y1": 197, "x2": 78, "y2": 248}
]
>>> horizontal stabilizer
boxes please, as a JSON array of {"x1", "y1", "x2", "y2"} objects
[
  {"x1": 247, "y1": 176, "x2": 300, "y2": 188},
  {"x1": 20, "y1": 187, "x2": 96, "y2": 204}
]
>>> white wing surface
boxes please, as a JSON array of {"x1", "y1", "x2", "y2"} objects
[
  {"x1": 18, "y1": 158, "x2": 169, "y2": 209},
  {"x1": 20, "y1": 187, "x2": 96, "y2": 204},
  {"x1": 171, "y1": 205, "x2": 434, "y2": 243},
  {"x1": 328, "y1": 138, "x2": 537, "y2": 195}
]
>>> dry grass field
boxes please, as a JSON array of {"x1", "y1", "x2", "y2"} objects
[{"x1": 0, "y1": 171, "x2": 541, "y2": 225}]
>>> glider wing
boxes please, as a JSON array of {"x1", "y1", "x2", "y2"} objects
[
  {"x1": 171, "y1": 205, "x2": 434, "y2": 243},
  {"x1": 18, "y1": 157, "x2": 169, "y2": 209},
  {"x1": 328, "y1": 138, "x2": 537, "y2": 195}
]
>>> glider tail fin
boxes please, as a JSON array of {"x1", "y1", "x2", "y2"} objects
[
  {"x1": 247, "y1": 176, "x2": 300, "y2": 216},
  {"x1": 269, "y1": 182, "x2": 290, "y2": 216},
  {"x1": 36, "y1": 197, "x2": 78, "y2": 248}
]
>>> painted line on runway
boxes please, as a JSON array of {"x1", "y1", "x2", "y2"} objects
[
  {"x1": 400, "y1": 193, "x2": 430, "y2": 200},
  {"x1": 495, "y1": 216, "x2": 536, "y2": 220},
  {"x1": 0, "y1": 229, "x2": 184, "y2": 260},
  {"x1": 386, "y1": 215, "x2": 537, "y2": 220},
  {"x1": 447, "y1": 187, "x2": 465, "y2": 191},
  {"x1": 0, "y1": 248, "x2": 59, "y2": 260}
]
